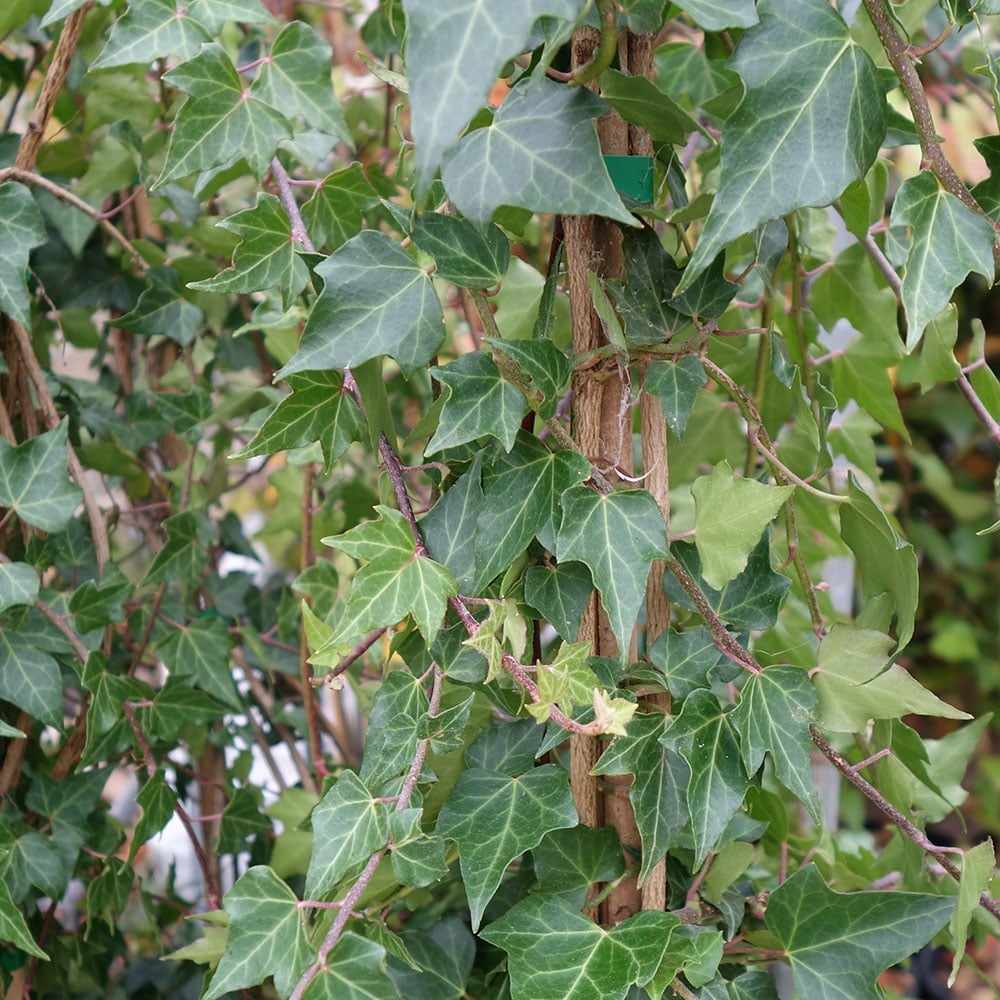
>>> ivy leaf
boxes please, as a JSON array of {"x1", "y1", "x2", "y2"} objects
[
  {"x1": 766, "y1": 864, "x2": 954, "y2": 1000},
  {"x1": 132, "y1": 771, "x2": 178, "y2": 858},
  {"x1": 143, "y1": 510, "x2": 215, "y2": 586},
  {"x1": 593, "y1": 714, "x2": 692, "y2": 883},
  {"x1": 249, "y1": 21, "x2": 348, "y2": 141},
  {"x1": 0, "y1": 422, "x2": 83, "y2": 534},
  {"x1": 477, "y1": 434, "x2": 590, "y2": 589},
  {"x1": 409, "y1": 215, "x2": 510, "y2": 288},
  {"x1": 662, "y1": 690, "x2": 748, "y2": 867},
  {"x1": 321, "y1": 506, "x2": 457, "y2": 647},
  {"x1": 116, "y1": 266, "x2": 205, "y2": 346},
  {"x1": 276, "y1": 230, "x2": 445, "y2": 378},
  {"x1": 92, "y1": 0, "x2": 211, "y2": 68},
  {"x1": 401, "y1": 0, "x2": 584, "y2": 195},
  {"x1": 149, "y1": 677, "x2": 226, "y2": 739},
  {"x1": 556, "y1": 486, "x2": 667, "y2": 660},
  {"x1": 888, "y1": 170, "x2": 995, "y2": 348},
  {"x1": 303, "y1": 164, "x2": 391, "y2": 251},
  {"x1": 673, "y1": 0, "x2": 758, "y2": 30},
  {"x1": 486, "y1": 338, "x2": 572, "y2": 420},
  {"x1": 427, "y1": 353, "x2": 528, "y2": 454},
  {"x1": 157, "y1": 43, "x2": 291, "y2": 184},
  {"x1": 524, "y1": 560, "x2": 593, "y2": 642},
  {"x1": 599, "y1": 68, "x2": 703, "y2": 145},
  {"x1": 814, "y1": 624, "x2": 970, "y2": 732},
  {"x1": 421, "y1": 453, "x2": 485, "y2": 592},
  {"x1": 664, "y1": 537, "x2": 791, "y2": 632},
  {"x1": 0, "y1": 632, "x2": 62, "y2": 726},
  {"x1": 203, "y1": 867, "x2": 313, "y2": 1000},
  {"x1": 189, "y1": 194, "x2": 310, "y2": 303},
  {"x1": 0, "y1": 182, "x2": 46, "y2": 327},
  {"x1": 614, "y1": 226, "x2": 686, "y2": 344},
  {"x1": 358, "y1": 671, "x2": 425, "y2": 790},
  {"x1": 840, "y1": 475, "x2": 918, "y2": 650},
  {"x1": 679, "y1": 0, "x2": 884, "y2": 289},
  {"x1": 306, "y1": 770, "x2": 390, "y2": 897},
  {"x1": 231, "y1": 371, "x2": 364, "y2": 472},
  {"x1": 532, "y1": 825, "x2": 625, "y2": 896},
  {"x1": 949, "y1": 839, "x2": 997, "y2": 986},
  {"x1": 442, "y1": 80, "x2": 635, "y2": 228},
  {"x1": 0, "y1": 877, "x2": 48, "y2": 960},
  {"x1": 644, "y1": 357, "x2": 707, "y2": 440},
  {"x1": 0, "y1": 562, "x2": 39, "y2": 613},
  {"x1": 692, "y1": 461, "x2": 794, "y2": 589},
  {"x1": 730, "y1": 665, "x2": 820, "y2": 822},
  {"x1": 157, "y1": 616, "x2": 241, "y2": 710},
  {"x1": 647, "y1": 626, "x2": 723, "y2": 701},
  {"x1": 481, "y1": 894, "x2": 680, "y2": 1000},
  {"x1": 387, "y1": 919, "x2": 475, "y2": 997},
  {"x1": 303, "y1": 934, "x2": 399, "y2": 1000},
  {"x1": 434, "y1": 765, "x2": 578, "y2": 930}
]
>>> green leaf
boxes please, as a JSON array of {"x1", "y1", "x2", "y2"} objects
[
  {"x1": 421, "y1": 452, "x2": 485, "y2": 592},
  {"x1": 0, "y1": 182, "x2": 46, "y2": 326},
  {"x1": 814, "y1": 624, "x2": 970, "y2": 732},
  {"x1": 387, "y1": 918, "x2": 474, "y2": 997},
  {"x1": 158, "y1": 616, "x2": 241, "y2": 710},
  {"x1": 93, "y1": 0, "x2": 211, "y2": 68},
  {"x1": 306, "y1": 770, "x2": 390, "y2": 897},
  {"x1": 662, "y1": 690, "x2": 748, "y2": 866},
  {"x1": 132, "y1": 771, "x2": 178, "y2": 859},
  {"x1": 401, "y1": 0, "x2": 584, "y2": 195},
  {"x1": 486, "y1": 338, "x2": 572, "y2": 420},
  {"x1": 389, "y1": 811, "x2": 450, "y2": 887},
  {"x1": 839, "y1": 475, "x2": 919, "y2": 650},
  {"x1": 434, "y1": 765, "x2": 577, "y2": 930},
  {"x1": 673, "y1": 0, "x2": 758, "y2": 30},
  {"x1": 0, "y1": 876, "x2": 48, "y2": 960},
  {"x1": 115, "y1": 266, "x2": 205, "y2": 346},
  {"x1": 149, "y1": 677, "x2": 226, "y2": 739},
  {"x1": 663, "y1": 537, "x2": 791, "y2": 632},
  {"x1": 203, "y1": 866, "x2": 313, "y2": 1000},
  {"x1": 766, "y1": 864, "x2": 954, "y2": 1000},
  {"x1": 524, "y1": 560, "x2": 593, "y2": 642},
  {"x1": 0, "y1": 631, "x2": 62, "y2": 726},
  {"x1": 143, "y1": 509, "x2": 215, "y2": 586},
  {"x1": 302, "y1": 933, "x2": 399, "y2": 1000},
  {"x1": 158, "y1": 43, "x2": 291, "y2": 184},
  {"x1": 427, "y1": 352, "x2": 528, "y2": 454},
  {"x1": 410, "y1": 215, "x2": 510, "y2": 288},
  {"x1": 593, "y1": 713, "x2": 691, "y2": 882},
  {"x1": 888, "y1": 170, "x2": 995, "y2": 348},
  {"x1": 647, "y1": 626, "x2": 724, "y2": 700},
  {"x1": 614, "y1": 226, "x2": 686, "y2": 344},
  {"x1": 679, "y1": 0, "x2": 884, "y2": 289},
  {"x1": 0, "y1": 562, "x2": 38, "y2": 613},
  {"x1": 599, "y1": 69, "x2": 703, "y2": 145},
  {"x1": 730, "y1": 665, "x2": 820, "y2": 822},
  {"x1": 359, "y1": 671, "x2": 424, "y2": 790},
  {"x1": 556, "y1": 486, "x2": 667, "y2": 660},
  {"x1": 644, "y1": 357, "x2": 707, "y2": 440},
  {"x1": 692, "y1": 461, "x2": 794, "y2": 590},
  {"x1": 276, "y1": 230, "x2": 444, "y2": 378},
  {"x1": 477, "y1": 434, "x2": 590, "y2": 589},
  {"x1": 321, "y1": 506, "x2": 457, "y2": 647},
  {"x1": 949, "y1": 839, "x2": 996, "y2": 986},
  {"x1": 0, "y1": 422, "x2": 83, "y2": 533},
  {"x1": 69, "y1": 566, "x2": 130, "y2": 631},
  {"x1": 481, "y1": 894, "x2": 680, "y2": 1000},
  {"x1": 441, "y1": 80, "x2": 635, "y2": 228},
  {"x1": 532, "y1": 825, "x2": 625, "y2": 895},
  {"x1": 218, "y1": 788, "x2": 271, "y2": 854},
  {"x1": 249, "y1": 21, "x2": 348, "y2": 141},
  {"x1": 231, "y1": 370, "x2": 364, "y2": 471},
  {"x1": 303, "y1": 164, "x2": 389, "y2": 252},
  {"x1": 189, "y1": 194, "x2": 309, "y2": 302}
]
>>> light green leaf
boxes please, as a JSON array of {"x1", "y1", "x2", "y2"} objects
[
  {"x1": 0, "y1": 562, "x2": 39, "y2": 613},
  {"x1": 0, "y1": 423, "x2": 82, "y2": 534},
  {"x1": 41, "y1": 0, "x2": 111, "y2": 28},
  {"x1": 839, "y1": 475, "x2": 919, "y2": 650},
  {"x1": 249, "y1": 21, "x2": 348, "y2": 141},
  {"x1": 189, "y1": 194, "x2": 310, "y2": 302},
  {"x1": 481, "y1": 894, "x2": 680, "y2": 1000},
  {"x1": 831, "y1": 338, "x2": 908, "y2": 437},
  {"x1": 157, "y1": 616, "x2": 241, "y2": 710},
  {"x1": 93, "y1": 0, "x2": 211, "y2": 68},
  {"x1": 814, "y1": 624, "x2": 970, "y2": 732},
  {"x1": 692, "y1": 461, "x2": 794, "y2": 590},
  {"x1": 427, "y1": 352, "x2": 528, "y2": 454},
  {"x1": 276, "y1": 231, "x2": 445, "y2": 379},
  {"x1": 949, "y1": 839, "x2": 996, "y2": 986},
  {"x1": 477, "y1": 433, "x2": 590, "y2": 589},
  {"x1": 730, "y1": 665, "x2": 820, "y2": 822},
  {"x1": 231, "y1": 370, "x2": 364, "y2": 472},
  {"x1": 441, "y1": 80, "x2": 635, "y2": 228},
  {"x1": 593, "y1": 714, "x2": 692, "y2": 883},
  {"x1": 158, "y1": 44, "x2": 291, "y2": 184},
  {"x1": 401, "y1": 0, "x2": 584, "y2": 195},
  {"x1": 306, "y1": 770, "x2": 390, "y2": 898},
  {"x1": 0, "y1": 876, "x2": 48, "y2": 961},
  {"x1": 204, "y1": 867, "x2": 314, "y2": 1000},
  {"x1": 435, "y1": 765, "x2": 577, "y2": 929},
  {"x1": 0, "y1": 182, "x2": 46, "y2": 327},
  {"x1": 767, "y1": 864, "x2": 954, "y2": 1000},
  {"x1": 410, "y1": 214, "x2": 510, "y2": 288},
  {"x1": 321, "y1": 506, "x2": 457, "y2": 647},
  {"x1": 890, "y1": 170, "x2": 995, "y2": 349},
  {"x1": 917, "y1": 303, "x2": 961, "y2": 391},
  {"x1": 644, "y1": 357, "x2": 707, "y2": 440},
  {"x1": 556, "y1": 486, "x2": 667, "y2": 660},
  {"x1": 679, "y1": 0, "x2": 884, "y2": 289},
  {"x1": 673, "y1": 0, "x2": 758, "y2": 30},
  {"x1": 303, "y1": 933, "x2": 399, "y2": 999},
  {"x1": 662, "y1": 690, "x2": 748, "y2": 867}
]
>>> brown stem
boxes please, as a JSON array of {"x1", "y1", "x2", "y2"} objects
[{"x1": 299, "y1": 462, "x2": 325, "y2": 778}]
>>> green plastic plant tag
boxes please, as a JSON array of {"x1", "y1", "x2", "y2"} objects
[{"x1": 603, "y1": 155, "x2": 654, "y2": 204}]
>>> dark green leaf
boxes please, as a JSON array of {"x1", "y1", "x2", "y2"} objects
[
  {"x1": 644, "y1": 357, "x2": 707, "y2": 440},
  {"x1": 410, "y1": 215, "x2": 510, "y2": 288},
  {"x1": 218, "y1": 787, "x2": 272, "y2": 854},
  {"x1": 532, "y1": 825, "x2": 625, "y2": 894},
  {"x1": 524, "y1": 560, "x2": 593, "y2": 642},
  {"x1": 115, "y1": 266, "x2": 204, "y2": 346},
  {"x1": 359, "y1": 671, "x2": 425, "y2": 790},
  {"x1": 131, "y1": 772, "x2": 178, "y2": 860},
  {"x1": 614, "y1": 226, "x2": 686, "y2": 344},
  {"x1": 0, "y1": 631, "x2": 62, "y2": 726},
  {"x1": 0, "y1": 877, "x2": 47, "y2": 960},
  {"x1": 93, "y1": 0, "x2": 211, "y2": 68},
  {"x1": 647, "y1": 626, "x2": 722, "y2": 700},
  {"x1": 0, "y1": 182, "x2": 46, "y2": 326},
  {"x1": 0, "y1": 422, "x2": 83, "y2": 533},
  {"x1": 0, "y1": 562, "x2": 38, "y2": 613},
  {"x1": 464, "y1": 717, "x2": 543, "y2": 774},
  {"x1": 158, "y1": 616, "x2": 241, "y2": 710},
  {"x1": 485, "y1": 338, "x2": 572, "y2": 420},
  {"x1": 421, "y1": 452, "x2": 485, "y2": 592},
  {"x1": 442, "y1": 80, "x2": 635, "y2": 228},
  {"x1": 302, "y1": 933, "x2": 399, "y2": 999},
  {"x1": 143, "y1": 509, "x2": 215, "y2": 586},
  {"x1": 599, "y1": 68, "x2": 702, "y2": 145},
  {"x1": 387, "y1": 918, "x2": 474, "y2": 999},
  {"x1": 303, "y1": 164, "x2": 391, "y2": 251}
]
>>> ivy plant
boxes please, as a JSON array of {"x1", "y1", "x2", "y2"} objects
[{"x1": 1, "y1": 0, "x2": 999, "y2": 998}]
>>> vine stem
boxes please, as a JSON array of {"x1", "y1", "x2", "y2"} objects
[
  {"x1": 271, "y1": 157, "x2": 316, "y2": 252},
  {"x1": 810, "y1": 726, "x2": 1000, "y2": 922}
]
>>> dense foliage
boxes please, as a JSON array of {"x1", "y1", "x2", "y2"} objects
[{"x1": 1, "y1": 0, "x2": 999, "y2": 997}]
